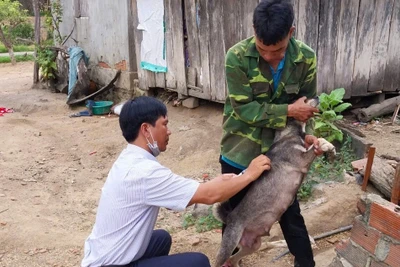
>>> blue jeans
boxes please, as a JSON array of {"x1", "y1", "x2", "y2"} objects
[{"x1": 106, "y1": 229, "x2": 210, "y2": 267}]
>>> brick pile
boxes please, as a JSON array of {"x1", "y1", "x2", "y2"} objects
[{"x1": 330, "y1": 194, "x2": 400, "y2": 267}]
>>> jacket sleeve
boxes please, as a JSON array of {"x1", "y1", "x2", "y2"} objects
[
  {"x1": 225, "y1": 49, "x2": 288, "y2": 129},
  {"x1": 300, "y1": 53, "x2": 317, "y2": 135}
]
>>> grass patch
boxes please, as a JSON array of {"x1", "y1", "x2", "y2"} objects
[
  {"x1": 0, "y1": 54, "x2": 34, "y2": 64},
  {"x1": 0, "y1": 44, "x2": 35, "y2": 53},
  {"x1": 298, "y1": 135, "x2": 357, "y2": 200},
  {"x1": 183, "y1": 207, "x2": 222, "y2": 233}
]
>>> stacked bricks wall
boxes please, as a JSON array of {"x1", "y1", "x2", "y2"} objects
[{"x1": 329, "y1": 194, "x2": 400, "y2": 267}]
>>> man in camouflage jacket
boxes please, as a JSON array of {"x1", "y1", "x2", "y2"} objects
[{"x1": 219, "y1": 1, "x2": 322, "y2": 266}]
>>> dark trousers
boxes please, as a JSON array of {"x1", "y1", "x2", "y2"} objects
[
  {"x1": 105, "y1": 229, "x2": 211, "y2": 267},
  {"x1": 220, "y1": 158, "x2": 315, "y2": 267}
]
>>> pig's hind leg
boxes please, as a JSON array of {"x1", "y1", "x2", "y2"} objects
[
  {"x1": 214, "y1": 223, "x2": 244, "y2": 267},
  {"x1": 229, "y1": 234, "x2": 262, "y2": 267}
]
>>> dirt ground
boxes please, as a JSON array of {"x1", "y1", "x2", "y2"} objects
[{"x1": 0, "y1": 62, "x2": 398, "y2": 267}]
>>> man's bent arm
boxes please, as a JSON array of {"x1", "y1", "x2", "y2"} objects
[
  {"x1": 188, "y1": 173, "x2": 255, "y2": 206},
  {"x1": 187, "y1": 154, "x2": 270, "y2": 206}
]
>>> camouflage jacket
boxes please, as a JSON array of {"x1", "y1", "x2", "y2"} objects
[{"x1": 221, "y1": 37, "x2": 317, "y2": 168}]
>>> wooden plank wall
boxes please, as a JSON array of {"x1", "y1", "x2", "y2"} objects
[
  {"x1": 183, "y1": 0, "x2": 259, "y2": 102},
  {"x1": 334, "y1": 0, "x2": 359, "y2": 99},
  {"x1": 295, "y1": 0, "x2": 319, "y2": 54},
  {"x1": 317, "y1": 0, "x2": 340, "y2": 93},
  {"x1": 133, "y1": 0, "x2": 400, "y2": 101},
  {"x1": 352, "y1": 0, "x2": 377, "y2": 96},
  {"x1": 368, "y1": 0, "x2": 393, "y2": 92},
  {"x1": 164, "y1": 0, "x2": 187, "y2": 95},
  {"x1": 384, "y1": 0, "x2": 400, "y2": 92}
]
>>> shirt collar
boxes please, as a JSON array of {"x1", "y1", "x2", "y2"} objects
[
  {"x1": 126, "y1": 143, "x2": 157, "y2": 161},
  {"x1": 244, "y1": 36, "x2": 306, "y2": 64}
]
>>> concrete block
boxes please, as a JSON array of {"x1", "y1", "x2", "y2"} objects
[
  {"x1": 370, "y1": 259, "x2": 390, "y2": 267},
  {"x1": 328, "y1": 256, "x2": 346, "y2": 267},
  {"x1": 329, "y1": 255, "x2": 355, "y2": 267},
  {"x1": 182, "y1": 97, "x2": 199, "y2": 109},
  {"x1": 340, "y1": 129, "x2": 373, "y2": 159},
  {"x1": 375, "y1": 237, "x2": 391, "y2": 261},
  {"x1": 357, "y1": 199, "x2": 367, "y2": 216}
]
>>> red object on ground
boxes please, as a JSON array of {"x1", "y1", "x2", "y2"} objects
[{"x1": 0, "y1": 107, "x2": 13, "y2": 116}]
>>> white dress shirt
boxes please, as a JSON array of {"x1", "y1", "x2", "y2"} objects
[{"x1": 81, "y1": 144, "x2": 199, "y2": 267}]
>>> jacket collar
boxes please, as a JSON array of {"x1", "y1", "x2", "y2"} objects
[{"x1": 244, "y1": 37, "x2": 306, "y2": 64}]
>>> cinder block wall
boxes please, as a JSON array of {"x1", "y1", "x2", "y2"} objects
[{"x1": 330, "y1": 194, "x2": 400, "y2": 267}]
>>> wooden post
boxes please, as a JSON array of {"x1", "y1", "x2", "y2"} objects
[
  {"x1": 391, "y1": 163, "x2": 400, "y2": 204},
  {"x1": 32, "y1": 0, "x2": 40, "y2": 84},
  {"x1": 362, "y1": 146, "x2": 376, "y2": 191},
  {"x1": 391, "y1": 104, "x2": 400, "y2": 125}
]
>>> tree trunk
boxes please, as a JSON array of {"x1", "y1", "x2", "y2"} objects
[
  {"x1": 357, "y1": 96, "x2": 400, "y2": 122},
  {"x1": 360, "y1": 156, "x2": 396, "y2": 198},
  {"x1": 33, "y1": 0, "x2": 41, "y2": 83},
  {"x1": 7, "y1": 47, "x2": 16, "y2": 65},
  {"x1": 0, "y1": 27, "x2": 16, "y2": 65}
]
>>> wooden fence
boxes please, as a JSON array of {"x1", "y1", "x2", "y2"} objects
[{"x1": 132, "y1": 0, "x2": 400, "y2": 102}]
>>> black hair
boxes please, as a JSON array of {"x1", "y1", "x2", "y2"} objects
[
  {"x1": 253, "y1": 0, "x2": 294, "y2": 45},
  {"x1": 119, "y1": 96, "x2": 167, "y2": 142}
]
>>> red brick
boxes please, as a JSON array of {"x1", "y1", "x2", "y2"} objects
[
  {"x1": 350, "y1": 216, "x2": 381, "y2": 254},
  {"x1": 352, "y1": 158, "x2": 367, "y2": 171},
  {"x1": 385, "y1": 243, "x2": 400, "y2": 267},
  {"x1": 98, "y1": 61, "x2": 111, "y2": 68},
  {"x1": 370, "y1": 202, "x2": 400, "y2": 240},
  {"x1": 335, "y1": 239, "x2": 370, "y2": 267}
]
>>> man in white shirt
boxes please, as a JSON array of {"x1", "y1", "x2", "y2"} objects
[{"x1": 81, "y1": 96, "x2": 270, "y2": 267}]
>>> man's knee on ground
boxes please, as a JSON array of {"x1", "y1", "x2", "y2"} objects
[
  {"x1": 188, "y1": 252, "x2": 210, "y2": 266},
  {"x1": 157, "y1": 229, "x2": 172, "y2": 244}
]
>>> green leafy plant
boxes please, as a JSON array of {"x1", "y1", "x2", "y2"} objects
[
  {"x1": 10, "y1": 22, "x2": 34, "y2": 42},
  {"x1": 34, "y1": 0, "x2": 64, "y2": 82},
  {"x1": 314, "y1": 88, "x2": 352, "y2": 142},
  {"x1": 182, "y1": 208, "x2": 222, "y2": 233},
  {"x1": 297, "y1": 180, "x2": 317, "y2": 201},
  {"x1": 182, "y1": 213, "x2": 196, "y2": 229},
  {"x1": 36, "y1": 46, "x2": 56, "y2": 80}
]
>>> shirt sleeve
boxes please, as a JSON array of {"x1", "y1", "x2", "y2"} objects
[
  {"x1": 225, "y1": 48, "x2": 288, "y2": 129},
  {"x1": 142, "y1": 162, "x2": 199, "y2": 211}
]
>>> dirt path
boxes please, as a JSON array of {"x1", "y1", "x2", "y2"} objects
[{"x1": 0, "y1": 62, "x2": 376, "y2": 267}]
